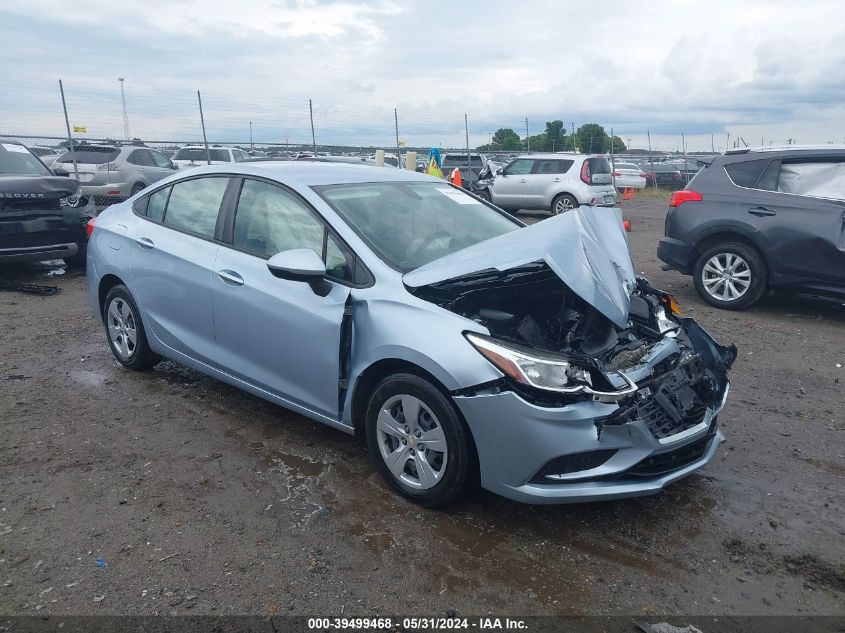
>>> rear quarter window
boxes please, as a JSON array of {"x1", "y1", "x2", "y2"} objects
[{"x1": 724, "y1": 159, "x2": 768, "y2": 188}]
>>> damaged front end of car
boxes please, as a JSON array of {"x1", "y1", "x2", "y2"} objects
[{"x1": 404, "y1": 207, "x2": 736, "y2": 503}]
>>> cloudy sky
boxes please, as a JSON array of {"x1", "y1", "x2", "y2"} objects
[{"x1": 1, "y1": 0, "x2": 843, "y2": 151}]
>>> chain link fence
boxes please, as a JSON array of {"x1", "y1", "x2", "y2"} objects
[{"x1": 3, "y1": 79, "x2": 724, "y2": 203}]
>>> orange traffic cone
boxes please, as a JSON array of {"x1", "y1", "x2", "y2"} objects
[
  {"x1": 623, "y1": 219, "x2": 631, "y2": 232},
  {"x1": 629, "y1": 187, "x2": 636, "y2": 200},
  {"x1": 449, "y1": 168, "x2": 462, "y2": 187},
  {"x1": 621, "y1": 187, "x2": 628, "y2": 200}
]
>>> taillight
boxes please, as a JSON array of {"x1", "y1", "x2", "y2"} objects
[
  {"x1": 672, "y1": 172, "x2": 682, "y2": 180},
  {"x1": 612, "y1": 172, "x2": 621, "y2": 177},
  {"x1": 86, "y1": 217, "x2": 95, "y2": 239},
  {"x1": 669, "y1": 190, "x2": 702, "y2": 208},
  {"x1": 580, "y1": 160, "x2": 591, "y2": 184}
]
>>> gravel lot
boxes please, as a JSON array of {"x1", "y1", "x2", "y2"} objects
[{"x1": 0, "y1": 193, "x2": 843, "y2": 617}]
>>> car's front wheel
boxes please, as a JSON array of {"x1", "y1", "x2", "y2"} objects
[
  {"x1": 693, "y1": 242, "x2": 767, "y2": 310},
  {"x1": 103, "y1": 285, "x2": 160, "y2": 370},
  {"x1": 365, "y1": 373, "x2": 475, "y2": 507}
]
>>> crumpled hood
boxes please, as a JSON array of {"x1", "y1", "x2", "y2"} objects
[
  {"x1": 403, "y1": 207, "x2": 636, "y2": 328},
  {"x1": 0, "y1": 175, "x2": 80, "y2": 199}
]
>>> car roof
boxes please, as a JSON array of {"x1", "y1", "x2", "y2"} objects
[
  {"x1": 174, "y1": 160, "x2": 439, "y2": 186},
  {"x1": 517, "y1": 153, "x2": 593, "y2": 160}
]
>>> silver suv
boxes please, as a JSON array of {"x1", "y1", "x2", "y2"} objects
[
  {"x1": 54, "y1": 144, "x2": 177, "y2": 205},
  {"x1": 488, "y1": 154, "x2": 617, "y2": 214}
]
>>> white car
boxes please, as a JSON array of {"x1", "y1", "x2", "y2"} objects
[
  {"x1": 172, "y1": 145, "x2": 251, "y2": 170},
  {"x1": 613, "y1": 162, "x2": 647, "y2": 190},
  {"x1": 489, "y1": 154, "x2": 617, "y2": 214}
]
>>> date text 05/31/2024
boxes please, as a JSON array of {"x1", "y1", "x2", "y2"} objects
[{"x1": 307, "y1": 617, "x2": 528, "y2": 630}]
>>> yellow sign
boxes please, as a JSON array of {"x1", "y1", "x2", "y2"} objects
[
  {"x1": 398, "y1": 140, "x2": 406, "y2": 147},
  {"x1": 73, "y1": 126, "x2": 87, "y2": 133}
]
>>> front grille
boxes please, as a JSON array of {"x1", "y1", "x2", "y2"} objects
[
  {"x1": 638, "y1": 395, "x2": 708, "y2": 440},
  {"x1": 530, "y1": 449, "x2": 618, "y2": 484}
]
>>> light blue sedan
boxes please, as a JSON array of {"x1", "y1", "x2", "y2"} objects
[{"x1": 86, "y1": 162, "x2": 735, "y2": 507}]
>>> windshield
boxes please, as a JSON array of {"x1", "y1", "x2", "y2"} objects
[
  {"x1": 174, "y1": 148, "x2": 231, "y2": 162},
  {"x1": 58, "y1": 147, "x2": 119, "y2": 164},
  {"x1": 316, "y1": 182, "x2": 521, "y2": 272},
  {"x1": 0, "y1": 142, "x2": 52, "y2": 175}
]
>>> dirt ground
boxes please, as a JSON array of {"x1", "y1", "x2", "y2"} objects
[{"x1": 0, "y1": 193, "x2": 843, "y2": 618}]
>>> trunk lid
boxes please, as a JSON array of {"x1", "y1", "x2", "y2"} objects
[{"x1": 403, "y1": 207, "x2": 636, "y2": 328}]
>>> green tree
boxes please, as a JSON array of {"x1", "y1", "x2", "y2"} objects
[
  {"x1": 608, "y1": 135, "x2": 627, "y2": 153},
  {"x1": 491, "y1": 128, "x2": 522, "y2": 151},
  {"x1": 543, "y1": 120, "x2": 567, "y2": 151},
  {"x1": 576, "y1": 123, "x2": 607, "y2": 153}
]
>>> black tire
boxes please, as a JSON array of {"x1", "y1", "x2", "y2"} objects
[
  {"x1": 477, "y1": 189, "x2": 491, "y2": 203},
  {"x1": 365, "y1": 373, "x2": 475, "y2": 508},
  {"x1": 551, "y1": 193, "x2": 578, "y2": 215},
  {"x1": 102, "y1": 284, "x2": 160, "y2": 370},
  {"x1": 130, "y1": 182, "x2": 145, "y2": 196},
  {"x1": 693, "y1": 241, "x2": 767, "y2": 310}
]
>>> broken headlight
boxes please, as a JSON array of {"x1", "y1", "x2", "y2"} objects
[{"x1": 464, "y1": 332, "x2": 594, "y2": 394}]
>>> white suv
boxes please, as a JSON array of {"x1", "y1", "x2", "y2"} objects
[
  {"x1": 488, "y1": 154, "x2": 617, "y2": 214},
  {"x1": 172, "y1": 145, "x2": 251, "y2": 170}
]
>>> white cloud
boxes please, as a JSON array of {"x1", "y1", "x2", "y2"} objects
[{"x1": 1, "y1": 0, "x2": 843, "y2": 149}]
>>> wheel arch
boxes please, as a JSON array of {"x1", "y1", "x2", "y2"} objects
[
  {"x1": 98, "y1": 273, "x2": 127, "y2": 317},
  {"x1": 349, "y1": 356, "x2": 481, "y2": 484},
  {"x1": 694, "y1": 230, "x2": 771, "y2": 280}
]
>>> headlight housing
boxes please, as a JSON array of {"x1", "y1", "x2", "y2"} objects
[{"x1": 464, "y1": 332, "x2": 637, "y2": 400}]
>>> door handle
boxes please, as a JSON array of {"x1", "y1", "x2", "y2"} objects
[
  {"x1": 748, "y1": 207, "x2": 776, "y2": 217},
  {"x1": 553, "y1": 178, "x2": 561, "y2": 182},
  {"x1": 136, "y1": 237, "x2": 154, "y2": 249},
  {"x1": 519, "y1": 178, "x2": 527, "y2": 183},
  {"x1": 217, "y1": 269, "x2": 244, "y2": 286}
]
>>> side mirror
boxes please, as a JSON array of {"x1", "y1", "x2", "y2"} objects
[
  {"x1": 497, "y1": 168, "x2": 505, "y2": 176},
  {"x1": 267, "y1": 248, "x2": 330, "y2": 296}
]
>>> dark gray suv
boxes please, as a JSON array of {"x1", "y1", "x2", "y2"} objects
[{"x1": 658, "y1": 147, "x2": 845, "y2": 309}]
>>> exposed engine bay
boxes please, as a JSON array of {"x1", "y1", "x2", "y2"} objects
[{"x1": 411, "y1": 261, "x2": 737, "y2": 437}]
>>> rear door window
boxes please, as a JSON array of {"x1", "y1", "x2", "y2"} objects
[
  {"x1": 778, "y1": 160, "x2": 845, "y2": 200},
  {"x1": 127, "y1": 150, "x2": 154, "y2": 167},
  {"x1": 725, "y1": 159, "x2": 768, "y2": 188},
  {"x1": 163, "y1": 177, "x2": 229, "y2": 238}
]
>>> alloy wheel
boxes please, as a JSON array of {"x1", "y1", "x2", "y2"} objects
[
  {"x1": 701, "y1": 252, "x2": 751, "y2": 302},
  {"x1": 554, "y1": 196, "x2": 575, "y2": 214},
  {"x1": 106, "y1": 297, "x2": 138, "y2": 361},
  {"x1": 375, "y1": 394, "x2": 448, "y2": 490}
]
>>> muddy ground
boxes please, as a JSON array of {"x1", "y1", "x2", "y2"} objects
[{"x1": 0, "y1": 194, "x2": 843, "y2": 618}]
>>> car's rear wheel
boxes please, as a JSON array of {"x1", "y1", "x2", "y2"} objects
[
  {"x1": 693, "y1": 242, "x2": 767, "y2": 310},
  {"x1": 131, "y1": 182, "x2": 145, "y2": 196},
  {"x1": 551, "y1": 193, "x2": 577, "y2": 215},
  {"x1": 103, "y1": 285, "x2": 160, "y2": 370},
  {"x1": 365, "y1": 373, "x2": 474, "y2": 508}
]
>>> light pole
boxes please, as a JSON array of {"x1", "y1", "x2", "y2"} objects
[
  {"x1": 118, "y1": 77, "x2": 130, "y2": 140},
  {"x1": 249, "y1": 120, "x2": 253, "y2": 149}
]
